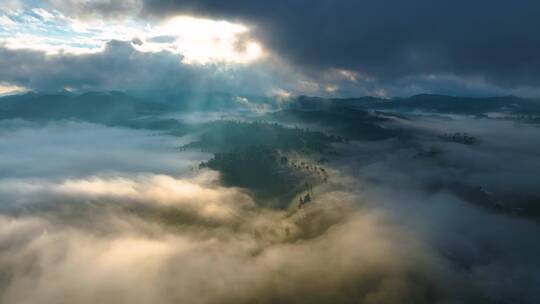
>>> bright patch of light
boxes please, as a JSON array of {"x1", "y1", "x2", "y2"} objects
[
  {"x1": 0, "y1": 83, "x2": 28, "y2": 95},
  {"x1": 325, "y1": 85, "x2": 339, "y2": 93},
  {"x1": 133, "y1": 16, "x2": 264, "y2": 64},
  {"x1": 372, "y1": 89, "x2": 388, "y2": 98},
  {"x1": 337, "y1": 69, "x2": 359, "y2": 82},
  {"x1": 272, "y1": 89, "x2": 292, "y2": 100},
  {"x1": 0, "y1": 6, "x2": 264, "y2": 64},
  {"x1": 0, "y1": 15, "x2": 16, "y2": 27}
]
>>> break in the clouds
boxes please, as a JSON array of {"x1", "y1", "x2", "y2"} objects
[
  {"x1": 0, "y1": 3, "x2": 262, "y2": 62},
  {"x1": 1, "y1": 0, "x2": 540, "y2": 97}
]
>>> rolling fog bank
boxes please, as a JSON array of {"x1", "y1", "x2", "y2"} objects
[{"x1": 0, "y1": 93, "x2": 539, "y2": 303}]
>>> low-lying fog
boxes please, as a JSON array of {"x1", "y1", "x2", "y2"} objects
[{"x1": 0, "y1": 112, "x2": 539, "y2": 304}]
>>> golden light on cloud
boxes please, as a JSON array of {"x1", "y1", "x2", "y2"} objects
[
  {"x1": 49, "y1": 173, "x2": 255, "y2": 223},
  {"x1": 0, "y1": 83, "x2": 27, "y2": 95},
  {"x1": 325, "y1": 85, "x2": 339, "y2": 93},
  {"x1": 140, "y1": 15, "x2": 265, "y2": 64}
]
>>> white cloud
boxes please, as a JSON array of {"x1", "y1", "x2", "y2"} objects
[
  {"x1": 0, "y1": 15, "x2": 16, "y2": 27},
  {"x1": 0, "y1": 82, "x2": 27, "y2": 95},
  {"x1": 0, "y1": 6, "x2": 265, "y2": 64},
  {"x1": 31, "y1": 8, "x2": 55, "y2": 20},
  {"x1": 0, "y1": 120, "x2": 204, "y2": 178}
]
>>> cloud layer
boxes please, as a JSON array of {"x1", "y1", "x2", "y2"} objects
[
  {"x1": 2, "y1": 1, "x2": 540, "y2": 96},
  {"x1": 141, "y1": 0, "x2": 540, "y2": 88},
  {"x1": 0, "y1": 39, "x2": 304, "y2": 95},
  {"x1": 0, "y1": 116, "x2": 539, "y2": 303}
]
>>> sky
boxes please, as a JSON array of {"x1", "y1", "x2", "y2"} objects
[{"x1": 1, "y1": 0, "x2": 540, "y2": 97}]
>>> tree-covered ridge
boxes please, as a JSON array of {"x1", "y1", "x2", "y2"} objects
[
  {"x1": 268, "y1": 106, "x2": 401, "y2": 141},
  {"x1": 291, "y1": 94, "x2": 540, "y2": 115},
  {"x1": 0, "y1": 91, "x2": 188, "y2": 134},
  {"x1": 184, "y1": 121, "x2": 338, "y2": 206},
  {"x1": 200, "y1": 145, "x2": 327, "y2": 208},
  {"x1": 183, "y1": 120, "x2": 340, "y2": 153}
]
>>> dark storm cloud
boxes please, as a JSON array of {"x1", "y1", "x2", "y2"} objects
[
  {"x1": 0, "y1": 40, "x2": 297, "y2": 95},
  {"x1": 141, "y1": 0, "x2": 540, "y2": 89},
  {"x1": 0, "y1": 41, "x2": 187, "y2": 92}
]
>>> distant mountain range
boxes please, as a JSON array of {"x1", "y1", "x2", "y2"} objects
[
  {"x1": 1, "y1": 91, "x2": 539, "y2": 126},
  {"x1": 0, "y1": 91, "x2": 171, "y2": 124},
  {"x1": 294, "y1": 94, "x2": 540, "y2": 115}
]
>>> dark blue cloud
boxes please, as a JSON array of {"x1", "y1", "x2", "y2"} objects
[
  {"x1": 3, "y1": 0, "x2": 540, "y2": 97},
  {"x1": 142, "y1": 0, "x2": 540, "y2": 89},
  {"x1": 0, "y1": 40, "x2": 297, "y2": 95}
]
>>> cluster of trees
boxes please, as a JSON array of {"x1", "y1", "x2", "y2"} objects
[
  {"x1": 268, "y1": 107, "x2": 400, "y2": 141},
  {"x1": 289, "y1": 160, "x2": 328, "y2": 182},
  {"x1": 414, "y1": 147, "x2": 440, "y2": 158},
  {"x1": 199, "y1": 146, "x2": 302, "y2": 207},
  {"x1": 182, "y1": 121, "x2": 339, "y2": 153},
  {"x1": 440, "y1": 133, "x2": 478, "y2": 145},
  {"x1": 199, "y1": 145, "x2": 328, "y2": 208},
  {"x1": 182, "y1": 120, "x2": 343, "y2": 207}
]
